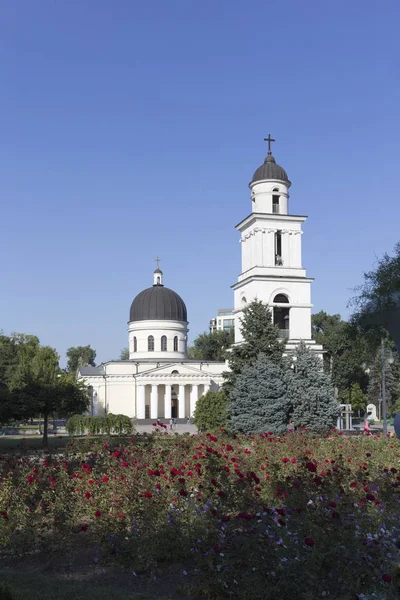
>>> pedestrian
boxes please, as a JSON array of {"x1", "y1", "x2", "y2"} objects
[
  {"x1": 169, "y1": 418, "x2": 173, "y2": 431},
  {"x1": 186, "y1": 416, "x2": 190, "y2": 425},
  {"x1": 173, "y1": 417, "x2": 177, "y2": 428},
  {"x1": 363, "y1": 413, "x2": 371, "y2": 435}
]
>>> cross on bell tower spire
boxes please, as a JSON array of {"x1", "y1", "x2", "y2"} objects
[{"x1": 264, "y1": 133, "x2": 276, "y2": 155}]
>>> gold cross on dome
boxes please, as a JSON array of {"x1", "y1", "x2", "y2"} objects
[{"x1": 155, "y1": 256, "x2": 161, "y2": 269}]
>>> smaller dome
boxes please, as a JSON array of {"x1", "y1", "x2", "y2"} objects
[{"x1": 251, "y1": 154, "x2": 289, "y2": 184}]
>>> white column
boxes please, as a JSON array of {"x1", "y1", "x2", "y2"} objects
[
  {"x1": 165, "y1": 385, "x2": 172, "y2": 419},
  {"x1": 190, "y1": 384, "x2": 199, "y2": 417},
  {"x1": 137, "y1": 385, "x2": 145, "y2": 419},
  {"x1": 178, "y1": 384, "x2": 186, "y2": 419},
  {"x1": 150, "y1": 384, "x2": 158, "y2": 419},
  {"x1": 203, "y1": 383, "x2": 210, "y2": 395}
]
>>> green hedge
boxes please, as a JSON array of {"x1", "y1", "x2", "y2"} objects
[{"x1": 66, "y1": 413, "x2": 133, "y2": 436}]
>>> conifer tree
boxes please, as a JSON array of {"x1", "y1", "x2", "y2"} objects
[
  {"x1": 224, "y1": 300, "x2": 284, "y2": 391},
  {"x1": 286, "y1": 341, "x2": 339, "y2": 431},
  {"x1": 229, "y1": 354, "x2": 289, "y2": 434}
]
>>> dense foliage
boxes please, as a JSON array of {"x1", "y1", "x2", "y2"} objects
[
  {"x1": 66, "y1": 413, "x2": 133, "y2": 436},
  {"x1": 188, "y1": 330, "x2": 234, "y2": 361},
  {"x1": 193, "y1": 390, "x2": 228, "y2": 431},
  {"x1": 66, "y1": 345, "x2": 96, "y2": 374},
  {"x1": 230, "y1": 355, "x2": 289, "y2": 435},
  {"x1": 287, "y1": 342, "x2": 339, "y2": 430},
  {"x1": 224, "y1": 301, "x2": 284, "y2": 392},
  {"x1": 0, "y1": 431, "x2": 399, "y2": 599}
]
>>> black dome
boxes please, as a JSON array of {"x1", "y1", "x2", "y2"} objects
[
  {"x1": 251, "y1": 154, "x2": 289, "y2": 184},
  {"x1": 130, "y1": 285, "x2": 187, "y2": 322}
]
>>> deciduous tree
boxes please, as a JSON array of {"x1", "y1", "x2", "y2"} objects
[
  {"x1": 66, "y1": 345, "x2": 96, "y2": 375},
  {"x1": 193, "y1": 390, "x2": 228, "y2": 431}
]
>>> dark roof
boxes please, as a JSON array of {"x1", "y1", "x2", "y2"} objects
[
  {"x1": 251, "y1": 154, "x2": 289, "y2": 184},
  {"x1": 130, "y1": 285, "x2": 187, "y2": 322},
  {"x1": 154, "y1": 268, "x2": 163, "y2": 274}
]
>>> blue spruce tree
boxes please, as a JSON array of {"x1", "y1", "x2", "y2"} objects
[
  {"x1": 229, "y1": 354, "x2": 289, "y2": 435},
  {"x1": 287, "y1": 341, "x2": 339, "y2": 431}
]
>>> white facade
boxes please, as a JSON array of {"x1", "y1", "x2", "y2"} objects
[
  {"x1": 80, "y1": 360, "x2": 224, "y2": 420},
  {"x1": 233, "y1": 150, "x2": 323, "y2": 356},
  {"x1": 78, "y1": 268, "x2": 225, "y2": 420}
]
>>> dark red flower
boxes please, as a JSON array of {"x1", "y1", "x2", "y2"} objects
[
  {"x1": 143, "y1": 491, "x2": 152, "y2": 499},
  {"x1": 304, "y1": 537, "x2": 315, "y2": 547},
  {"x1": 102, "y1": 477, "x2": 109, "y2": 483},
  {"x1": 305, "y1": 462, "x2": 317, "y2": 473},
  {"x1": 382, "y1": 573, "x2": 392, "y2": 583},
  {"x1": 95, "y1": 510, "x2": 101, "y2": 518},
  {"x1": 80, "y1": 524, "x2": 88, "y2": 531},
  {"x1": 179, "y1": 488, "x2": 188, "y2": 497}
]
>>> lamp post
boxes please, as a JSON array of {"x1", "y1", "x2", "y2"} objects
[{"x1": 381, "y1": 341, "x2": 394, "y2": 436}]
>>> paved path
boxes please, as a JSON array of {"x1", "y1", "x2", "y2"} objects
[{"x1": 134, "y1": 423, "x2": 198, "y2": 435}]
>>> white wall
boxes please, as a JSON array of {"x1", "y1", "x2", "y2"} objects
[
  {"x1": 128, "y1": 319, "x2": 188, "y2": 360},
  {"x1": 250, "y1": 180, "x2": 290, "y2": 215}
]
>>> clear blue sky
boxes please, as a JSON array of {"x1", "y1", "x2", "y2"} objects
[{"x1": 1, "y1": 0, "x2": 399, "y2": 365}]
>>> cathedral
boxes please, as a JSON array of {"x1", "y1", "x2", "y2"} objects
[{"x1": 78, "y1": 139, "x2": 322, "y2": 420}]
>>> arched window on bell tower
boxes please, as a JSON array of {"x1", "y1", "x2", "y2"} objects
[
  {"x1": 273, "y1": 294, "x2": 290, "y2": 339},
  {"x1": 272, "y1": 188, "x2": 280, "y2": 214},
  {"x1": 173, "y1": 336, "x2": 178, "y2": 352},
  {"x1": 133, "y1": 337, "x2": 137, "y2": 353},
  {"x1": 275, "y1": 230, "x2": 283, "y2": 265}
]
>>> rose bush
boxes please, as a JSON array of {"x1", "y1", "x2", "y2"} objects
[{"x1": 0, "y1": 429, "x2": 399, "y2": 599}]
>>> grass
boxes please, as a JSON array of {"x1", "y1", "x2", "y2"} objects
[
  {"x1": 0, "y1": 436, "x2": 71, "y2": 452},
  {"x1": 0, "y1": 571, "x2": 168, "y2": 600}
]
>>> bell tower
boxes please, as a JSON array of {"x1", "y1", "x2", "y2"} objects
[{"x1": 232, "y1": 136, "x2": 323, "y2": 355}]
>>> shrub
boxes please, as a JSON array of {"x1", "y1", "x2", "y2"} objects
[
  {"x1": 66, "y1": 413, "x2": 133, "y2": 436},
  {"x1": 193, "y1": 390, "x2": 228, "y2": 431}
]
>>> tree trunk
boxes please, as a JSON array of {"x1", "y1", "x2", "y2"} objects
[{"x1": 43, "y1": 412, "x2": 49, "y2": 447}]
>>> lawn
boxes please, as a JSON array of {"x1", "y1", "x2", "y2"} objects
[{"x1": 1, "y1": 429, "x2": 399, "y2": 599}]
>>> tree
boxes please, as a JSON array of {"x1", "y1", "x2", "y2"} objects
[
  {"x1": 350, "y1": 242, "x2": 400, "y2": 351},
  {"x1": 9, "y1": 374, "x2": 89, "y2": 446},
  {"x1": 224, "y1": 300, "x2": 284, "y2": 392},
  {"x1": 193, "y1": 390, "x2": 228, "y2": 431},
  {"x1": 366, "y1": 344, "x2": 400, "y2": 415},
  {"x1": 312, "y1": 311, "x2": 370, "y2": 400},
  {"x1": 229, "y1": 354, "x2": 289, "y2": 435},
  {"x1": 0, "y1": 333, "x2": 40, "y2": 390},
  {"x1": 188, "y1": 329, "x2": 234, "y2": 361},
  {"x1": 344, "y1": 382, "x2": 366, "y2": 417},
  {"x1": 66, "y1": 345, "x2": 96, "y2": 374},
  {"x1": 120, "y1": 347, "x2": 129, "y2": 360},
  {"x1": 286, "y1": 342, "x2": 339, "y2": 431}
]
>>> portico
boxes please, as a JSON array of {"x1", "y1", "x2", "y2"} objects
[{"x1": 136, "y1": 377, "x2": 212, "y2": 420}]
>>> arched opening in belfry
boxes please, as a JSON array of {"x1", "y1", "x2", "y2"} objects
[
  {"x1": 275, "y1": 230, "x2": 283, "y2": 265},
  {"x1": 272, "y1": 188, "x2": 280, "y2": 214},
  {"x1": 273, "y1": 294, "x2": 290, "y2": 339}
]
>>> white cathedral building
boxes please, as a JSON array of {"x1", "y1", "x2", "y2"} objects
[{"x1": 78, "y1": 139, "x2": 322, "y2": 420}]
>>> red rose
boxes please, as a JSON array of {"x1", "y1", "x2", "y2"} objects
[
  {"x1": 306, "y1": 462, "x2": 317, "y2": 473},
  {"x1": 102, "y1": 477, "x2": 109, "y2": 483},
  {"x1": 382, "y1": 574, "x2": 392, "y2": 583},
  {"x1": 144, "y1": 491, "x2": 152, "y2": 499},
  {"x1": 304, "y1": 537, "x2": 315, "y2": 547},
  {"x1": 179, "y1": 489, "x2": 188, "y2": 497},
  {"x1": 95, "y1": 510, "x2": 101, "y2": 518}
]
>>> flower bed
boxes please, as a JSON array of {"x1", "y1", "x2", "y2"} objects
[{"x1": 0, "y1": 430, "x2": 399, "y2": 599}]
